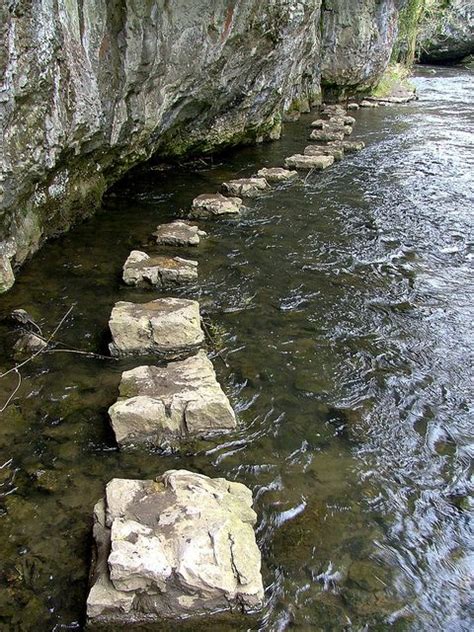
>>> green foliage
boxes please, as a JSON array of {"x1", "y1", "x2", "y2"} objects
[
  {"x1": 371, "y1": 63, "x2": 414, "y2": 98},
  {"x1": 392, "y1": 0, "x2": 427, "y2": 65}
]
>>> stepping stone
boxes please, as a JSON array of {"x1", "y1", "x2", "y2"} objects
[
  {"x1": 108, "y1": 350, "x2": 236, "y2": 448},
  {"x1": 221, "y1": 177, "x2": 270, "y2": 198},
  {"x1": 328, "y1": 140, "x2": 366, "y2": 153},
  {"x1": 190, "y1": 193, "x2": 242, "y2": 218},
  {"x1": 304, "y1": 145, "x2": 344, "y2": 161},
  {"x1": 347, "y1": 103, "x2": 360, "y2": 110},
  {"x1": 329, "y1": 115, "x2": 356, "y2": 127},
  {"x1": 122, "y1": 251, "x2": 198, "y2": 289},
  {"x1": 284, "y1": 154, "x2": 334, "y2": 170},
  {"x1": 108, "y1": 298, "x2": 204, "y2": 359},
  {"x1": 256, "y1": 167, "x2": 298, "y2": 182},
  {"x1": 310, "y1": 118, "x2": 326, "y2": 129},
  {"x1": 87, "y1": 470, "x2": 264, "y2": 624},
  {"x1": 153, "y1": 220, "x2": 206, "y2": 247},
  {"x1": 360, "y1": 100, "x2": 379, "y2": 108},
  {"x1": 325, "y1": 122, "x2": 353, "y2": 136},
  {"x1": 321, "y1": 104, "x2": 346, "y2": 117},
  {"x1": 309, "y1": 128, "x2": 344, "y2": 142}
]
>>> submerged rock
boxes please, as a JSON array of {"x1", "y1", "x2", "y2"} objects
[
  {"x1": 285, "y1": 154, "x2": 335, "y2": 170},
  {"x1": 153, "y1": 221, "x2": 207, "y2": 247},
  {"x1": 328, "y1": 140, "x2": 366, "y2": 153},
  {"x1": 304, "y1": 145, "x2": 344, "y2": 161},
  {"x1": 256, "y1": 167, "x2": 298, "y2": 183},
  {"x1": 108, "y1": 298, "x2": 204, "y2": 359},
  {"x1": 190, "y1": 193, "x2": 243, "y2": 219},
  {"x1": 87, "y1": 470, "x2": 264, "y2": 624},
  {"x1": 122, "y1": 251, "x2": 198, "y2": 288},
  {"x1": 221, "y1": 178, "x2": 270, "y2": 198},
  {"x1": 109, "y1": 350, "x2": 236, "y2": 448},
  {"x1": 13, "y1": 333, "x2": 47, "y2": 357},
  {"x1": 309, "y1": 128, "x2": 345, "y2": 142}
]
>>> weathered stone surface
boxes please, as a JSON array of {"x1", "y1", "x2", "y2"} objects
[
  {"x1": 108, "y1": 298, "x2": 204, "y2": 359},
  {"x1": 321, "y1": 1, "x2": 401, "y2": 94},
  {"x1": 221, "y1": 178, "x2": 270, "y2": 198},
  {"x1": 190, "y1": 194, "x2": 242, "y2": 219},
  {"x1": 304, "y1": 145, "x2": 344, "y2": 161},
  {"x1": 347, "y1": 102, "x2": 360, "y2": 110},
  {"x1": 417, "y1": 0, "x2": 474, "y2": 63},
  {"x1": 0, "y1": 256, "x2": 15, "y2": 294},
  {"x1": 109, "y1": 350, "x2": 236, "y2": 448},
  {"x1": 310, "y1": 118, "x2": 326, "y2": 128},
  {"x1": 122, "y1": 251, "x2": 198, "y2": 289},
  {"x1": 284, "y1": 154, "x2": 334, "y2": 170},
  {"x1": 87, "y1": 470, "x2": 264, "y2": 624},
  {"x1": 328, "y1": 140, "x2": 366, "y2": 152},
  {"x1": 309, "y1": 128, "x2": 345, "y2": 142},
  {"x1": 342, "y1": 115, "x2": 356, "y2": 126},
  {"x1": 321, "y1": 104, "x2": 347, "y2": 117},
  {"x1": 256, "y1": 167, "x2": 298, "y2": 183},
  {"x1": 153, "y1": 221, "x2": 207, "y2": 247},
  {"x1": 360, "y1": 100, "x2": 379, "y2": 108}
]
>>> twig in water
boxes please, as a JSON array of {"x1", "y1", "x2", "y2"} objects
[
  {"x1": 304, "y1": 168, "x2": 316, "y2": 185},
  {"x1": 0, "y1": 306, "x2": 74, "y2": 379},
  {"x1": 0, "y1": 369, "x2": 22, "y2": 412}
]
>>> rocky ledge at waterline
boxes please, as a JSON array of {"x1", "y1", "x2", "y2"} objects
[
  {"x1": 108, "y1": 351, "x2": 236, "y2": 449},
  {"x1": 87, "y1": 470, "x2": 264, "y2": 624},
  {"x1": 108, "y1": 298, "x2": 204, "y2": 359},
  {"x1": 1, "y1": 1, "x2": 415, "y2": 291}
]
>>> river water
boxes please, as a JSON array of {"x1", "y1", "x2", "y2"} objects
[{"x1": 0, "y1": 66, "x2": 472, "y2": 631}]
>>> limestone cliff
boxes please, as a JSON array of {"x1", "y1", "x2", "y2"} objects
[
  {"x1": 417, "y1": 0, "x2": 474, "y2": 63},
  {"x1": 0, "y1": 1, "x2": 406, "y2": 291}
]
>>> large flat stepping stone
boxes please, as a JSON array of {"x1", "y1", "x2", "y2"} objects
[
  {"x1": 123, "y1": 251, "x2": 198, "y2": 288},
  {"x1": 109, "y1": 350, "x2": 236, "y2": 448},
  {"x1": 328, "y1": 139, "x2": 366, "y2": 153},
  {"x1": 309, "y1": 128, "x2": 345, "y2": 142},
  {"x1": 304, "y1": 145, "x2": 344, "y2": 161},
  {"x1": 221, "y1": 177, "x2": 270, "y2": 198},
  {"x1": 257, "y1": 167, "x2": 298, "y2": 183},
  {"x1": 87, "y1": 470, "x2": 264, "y2": 624},
  {"x1": 284, "y1": 154, "x2": 334, "y2": 170},
  {"x1": 153, "y1": 220, "x2": 206, "y2": 247},
  {"x1": 190, "y1": 193, "x2": 242, "y2": 218},
  {"x1": 109, "y1": 298, "x2": 204, "y2": 359},
  {"x1": 321, "y1": 104, "x2": 346, "y2": 116},
  {"x1": 347, "y1": 102, "x2": 360, "y2": 110},
  {"x1": 360, "y1": 99, "x2": 379, "y2": 108}
]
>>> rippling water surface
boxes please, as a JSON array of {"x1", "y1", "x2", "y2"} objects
[{"x1": 0, "y1": 66, "x2": 472, "y2": 631}]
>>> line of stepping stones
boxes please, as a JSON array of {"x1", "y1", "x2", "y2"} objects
[{"x1": 87, "y1": 101, "x2": 367, "y2": 625}]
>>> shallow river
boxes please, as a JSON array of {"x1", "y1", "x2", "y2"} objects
[{"x1": 0, "y1": 66, "x2": 472, "y2": 631}]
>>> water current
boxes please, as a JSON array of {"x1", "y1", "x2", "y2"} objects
[{"x1": 0, "y1": 66, "x2": 472, "y2": 631}]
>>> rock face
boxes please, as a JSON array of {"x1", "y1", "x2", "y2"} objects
[
  {"x1": 153, "y1": 221, "x2": 207, "y2": 247},
  {"x1": 109, "y1": 350, "x2": 237, "y2": 448},
  {"x1": 190, "y1": 193, "x2": 243, "y2": 219},
  {"x1": 87, "y1": 470, "x2": 264, "y2": 624},
  {"x1": 321, "y1": 0, "x2": 401, "y2": 96},
  {"x1": 122, "y1": 251, "x2": 198, "y2": 288},
  {"x1": 108, "y1": 298, "x2": 204, "y2": 359},
  {"x1": 1, "y1": 1, "x2": 410, "y2": 291},
  {"x1": 417, "y1": 0, "x2": 474, "y2": 62}
]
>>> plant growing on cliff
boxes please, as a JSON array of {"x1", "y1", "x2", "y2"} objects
[{"x1": 392, "y1": 0, "x2": 427, "y2": 65}]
